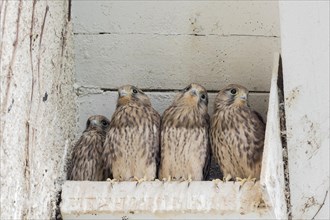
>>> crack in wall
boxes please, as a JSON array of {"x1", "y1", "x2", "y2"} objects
[
  {"x1": 73, "y1": 31, "x2": 280, "y2": 38},
  {"x1": 0, "y1": 0, "x2": 8, "y2": 60},
  {"x1": 75, "y1": 86, "x2": 270, "y2": 97},
  {"x1": 68, "y1": 0, "x2": 71, "y2": 21},
  {"x1": 277, "y1": 55, "x2": 292, "y2": 220},
  {"x1": 22, "y1": 121, "x2": 31, "y2": 220},
  {"x1": 311, "y1": 190, "x2": 329, "y2": 220},
  {"x1": 29, "y1": 0, "x2": 36, "y2": 74},
  {"x1": 36, "y1": 4, "x2": 49, "y2": 99},
  {"x1": 99, "y1": 88, "x2": 270, "y2": 94},
  {"x1": 0, "y1": 0, "x2": 22, "y2": 120}
]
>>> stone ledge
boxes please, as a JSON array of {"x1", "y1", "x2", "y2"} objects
[{"x1": 60, "y1": 181, "x2": 274, "y2": 219}]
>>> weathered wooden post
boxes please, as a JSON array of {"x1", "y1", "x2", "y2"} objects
[{"x1": 0, "y1": 1, "x2": 76, "y2": 218}]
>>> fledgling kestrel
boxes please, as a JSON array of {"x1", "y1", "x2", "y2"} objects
[
  {"x1": 210, "y1": 84, "x2": 265, "y2": 181},
  {"x1": 67, "y1": 115, "x2": 110, "y2": 181},
  {"x1": 103, "y1": 85, "x2": 160, "y2": 181},
  {"x1": 159, "y1": 83, "x2": 211, "y2": 181}
]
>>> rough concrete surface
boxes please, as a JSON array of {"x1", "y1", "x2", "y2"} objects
[
  {"x1": 61, "y1": 181, "x2": 275, "y2": 219},
  {"x1": 0, "y1": 0, "x2": 76, "y2": 219},
  {"x1": 74, "y1": 34, "x2": 280, "y2": 91},
  {"x1": 72, "y1": 1, "x2": 280, "y2": 36},
  {"x1": 72, "y1": 1, "x2": 280, "y2": 93}
]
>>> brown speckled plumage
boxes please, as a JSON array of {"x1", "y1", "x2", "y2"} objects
[
  {"x1": 210, "y1": 84, "x2": 265, "y2": 179},
  {"x1": 159, "y1": 83, "x2": 211, "y2": 181},
  {"x1": 67, "y1": 115, "x2": 110, "y2": 181},
  {"x1": 103, "y1": 85, "x2": 160, "y2": 181}
]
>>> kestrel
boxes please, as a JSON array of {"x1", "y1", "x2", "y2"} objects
[
  {"x1": 159, "y1": 83, "x2": 211, "y2": 181},
  {"x1": 103, "y1": 85, "x2": 160, "y2": 181},
  {"x1": 210, "y1": 84, "x2": 265, "y2": 181},
  {"x1": 67, "y1": 115, "x2": 110, "y2": 181}
]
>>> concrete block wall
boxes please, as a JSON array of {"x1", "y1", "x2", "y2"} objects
[{"x1": 72, "y1": 1, "x2": 281, "y2": 134}]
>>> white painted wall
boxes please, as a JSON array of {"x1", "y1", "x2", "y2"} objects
[
  {"x1": 0, "y1": 0, "x2": 75, "y2": 218},
  {"x1": 72, "y1": 1, "x2": 281, "y2": 134},
  {"x1": 279, "y1": 2, "x2": 329, "y2": 219}
]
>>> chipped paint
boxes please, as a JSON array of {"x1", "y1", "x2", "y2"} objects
[{"x1": 285, "y1": 86, "x2": 301, "y2": 108}]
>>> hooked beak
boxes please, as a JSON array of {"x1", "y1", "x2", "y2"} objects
[
  {"x1": 118, "y1": 89, "x2": 128, "y2": 97},
  {"x1": 240, "y1": 93, "x2": 247, "y2": 101},
  {"x1": 190, "y1": 88, "x2": 198, "y2": 96},
  {"x1": 90, "y1": 119, "x2": 99, "y2": 127}
]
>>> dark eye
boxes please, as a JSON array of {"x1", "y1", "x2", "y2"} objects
[
  {"x1": 132, "y1": 89, "x2": 138, "y2": 94},
  {"x1": 201, "y1": 94, "x2": 206, "y2": 100},
  {"x1": 86, "y1": 120, "x2": 91, "y2": 127},
  {"x1": 230, "y1": 88, "x2": 237, "y2": 95},
  {"x1": 101, "y1": 120, "x2": 108, "y2": 127}
]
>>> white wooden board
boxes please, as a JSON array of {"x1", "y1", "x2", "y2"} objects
[
  {"x1": 279, "y1": 2, "x2": 330, "y2": 219},
  {"x1": 76, "y1": 91, "x2": 268, "y2": 135},
  {"x1": 260, "y1": 53, "x2": 287, "y2": 219},
  {"x1": 72, "y1": 1, "x2": 280, "y2": 36},
  {"x1": 60, "y1": 181, "x2": 275, "y2": 219},
  {"x1": 74, "y1": 34, "x2": 279, "y2": 91}
]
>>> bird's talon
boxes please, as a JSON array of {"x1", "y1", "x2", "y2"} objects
[
  {"x1": 212, "y1": 178, "x2": 222, "y2": 189},
  {"x1": 223, "y1": 174, "x2": 232, "y2": 182},
  {"x1": 134, "y1": 176, "x2": 147, "y2": 185},
  {"x1": 107, "y1": 178, "x2": 118, "y2": 183},
  {"x1": 179, "y1": 177, "x2": 186, "y2": 183},
  {"x1": 187, "y1": 174, "x2": 192, "y2": 187},
  {"x1": 107, "y1": 178, "x2": 118, "y2": 188},
  {"x1": 236, "y1": 176, "x2": 249, "y2": 190},
  {"x1": 188, "y1": 174, "x2": 192, "y2": 182}
]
